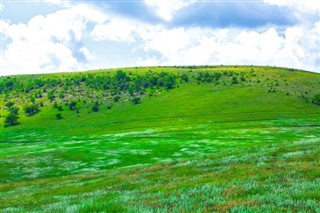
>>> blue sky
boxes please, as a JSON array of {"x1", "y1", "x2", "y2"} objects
[{"x1": 1, "y1": 0, "x2": 319, "y2": 75}]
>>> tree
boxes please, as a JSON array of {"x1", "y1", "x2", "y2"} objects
[
  {"x1": 4, "y1": 113, "x2": 19, "y2": 127},
  {"x1": 9, "y1": 106, "x2": 19, "y2": 114},
  {"x1": 5, "y1": 102, "x2": 14, "y2": 109},
  {"x1": 180, "y1": 73, "x2": 189, "y2": 82},
  {"x1": 113, "y1": 95, "x2": 120, "y2": 102},
  {"x1": 115, "y1": 70, "x2": 128, "y2": 81},
  {"x1": 231, "y1": 76, "x2": 238, "y2": 84},
  {"x1": 131, "y1": 97, "x2": 141, "y2": 105},
  {"x1": 48, "y1": 91, "x2": 55, "y2": 101},
  {"x1": 56, "y1": 113, "x2": 63, "y2": 120},
  {"x1": 30, "y1": 96, "x2": 35, "y2": 103},
  {"x1": 313, "y1": 94, "x2": 320, "y2": 105},
  {"x1": 24, "y1": 104, "x2": 39, "y2": 116},
  {"x1": 59, "y1": 91, "x2": 65, "y2": 99},
  {"x1": 92, "y1": 102, "x2": 99, "y2": 112},
  {"x1": 69, "y1": 101, "x2": 77, "y2": 110},
  {"x1": 164, "y1": 76, "x2": 175, "y2": 89}
]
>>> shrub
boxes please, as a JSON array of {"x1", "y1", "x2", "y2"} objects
[
  {"x1": 30, "y1": 96, "x2": 35, "y2": 103},
  {"x1": 164, "y1": 76, "x2": 175, "y2": 89},
  {"x1": 313, "y1": 94, "x2": 320, "y2": 105},
  {"x1": 5, "y1": 102, "x2": 14, "y2": 109},
  {"x1": 92, "y1": 102, "x2": 99, "y2": 112},
  {"x1": 4, "y1": 113, "x2": 19, "y2": 127},
  {"x1": 24, "y1": 104, "x2": 39, "y2": 116},
  {"x1": 131, "y1": 97, "x2": 141, "y2": 105},
  {"x1": 48, "y1": 91, "x2": 55, "y2": 101},
  {"x1": 113, "y1": 95, "x2": 120, "y2": 102},
  {"x1": 9, "y1": 106, "x2": 19, "y2": 114},
  {"x1": 69, "y1": 101, "x2": 77, "y2": 110},
  {"x1": 231, "y1": 77, "x2": 238, "y2": 84},
  {"x1": 181, "y1": 73, "x2": 189, "y2": 82},
  {"x1": 56, "y1": 113, "x2": 63, "y2": 120}
]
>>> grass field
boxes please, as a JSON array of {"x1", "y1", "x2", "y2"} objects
[{"x1": 0, "y1": 66, "x2": 319, "y2": 212}]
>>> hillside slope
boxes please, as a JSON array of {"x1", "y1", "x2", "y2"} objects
[{"x1": 0, "y1": 66, "x2": 319, "y2": 212}]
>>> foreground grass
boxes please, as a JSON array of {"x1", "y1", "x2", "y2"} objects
[
  {"x1": 1, "y1": 117, "x2": 319, "y2": 212},
  {"x1": 1, "y1": 122, "x2": 319, "y2": 212}
]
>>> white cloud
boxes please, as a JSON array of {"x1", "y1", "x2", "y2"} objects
[
  {"x1": 91, "y1": 17, "x2": 163, "y2": 43},
  {"x1": 1, "y1": 1, "x2": 319, "y2": 75},
  {"x1": 92, "y1": 18, "x2": 137, "y2": 42},
  {"x1": 1, "y1": 4, "x2": 106, "y2": 76},
  {"x1": 44, "y1": 0, "x2": 71, "y2": 8},
  {"x1": 264, "y1": 0, "x2": 320, "y2": 11},
  {"x1": 264, "y1": 0, "x2": 320, "y2": 22},
  {"x1": 144, "y1": 0, "x2": 196, "y2": 21},
  {"x1": 139, "y1": 24, "x2": 320, "y2": 72}
]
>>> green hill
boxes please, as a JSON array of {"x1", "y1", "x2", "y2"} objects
[{"x1": 1, "y1": 66, "x2": 319, "y2": 212}]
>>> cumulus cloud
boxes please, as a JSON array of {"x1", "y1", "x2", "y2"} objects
[
  {"x1": 1, "y1": 4, "x2": 105, "y2": 75},
  {"x1": 92, "y1": 18, "x2": 137, "y2": 42},
  {"x1": 43, "y1": 0, "x2": 72, "y2": 8},
  {"x1": 132, "y1": 24, "x2": 319, "y2": 71},
  {"x1": 1, "y1": 1, "x2": 319, "y2": 75},
  {"x1": 90, "y1": 6, "x2": 318, "y2": 71},
  {"x1": 144, "y1": 0, "x2": 196, "y2": 21},
  {"x1": 264, "y1": 0, "x2": 320, "y2": 11},
  {"x1": 264, "y1": 0, "x2": 320, "y2": 23}
]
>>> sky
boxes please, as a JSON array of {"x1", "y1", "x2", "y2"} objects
[{"x1": 0, "y1": 0, "x2": 319, "y2": 76}]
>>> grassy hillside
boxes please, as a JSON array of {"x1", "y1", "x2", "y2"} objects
[{"x1": 0, "y1": 66, "x2": 319, "y2": 212}]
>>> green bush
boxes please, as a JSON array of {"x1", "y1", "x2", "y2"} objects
[
  {"x1": 131, "y1": 97, "x2": 141, "y2": 105},
  {"x1": 24, "y1": 104, "x2": 39, "y2": 116},
  {"x1": 92, "y1": 102, "x2": 99, "y2": 112},
  {"x1": 9, "y1": 106, "x2": 19, "y2": 114},
  {"x1": 56, "y1": 113, "x2": 63, "y2": 120},
  {"x1": 113, "y1": 96, "x2": 120, "y2": 102},
  {"x1": 5, "y1": 102, "x2": 14, "y2": 109},
  {"x1": 69, "y1": 101, "x2": 77, "y2": 110},
  {"x1": 48, "y1": 91, "x2": 55, "y2": 101},
  {"x1": 30, "y1": 96, "x2": 35, "y2": 103},
  {"x1": 4, "y1": 113, "x2": 19, "y2": 127},
  {"x1": 313, "y1": 94, "x2": 320, "y2": 105}
]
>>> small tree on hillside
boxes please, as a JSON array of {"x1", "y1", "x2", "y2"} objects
[
  {"x1": 113, "y1": 95, "x2": 120, "y2": 102},
  {"x1": 24, "y1": 104, "x2": 39, "y2": 116},
  {"x1": 313, "y1": 94, "x2": 320, "y2": 105},
  {"x1": 131, "y1": 97, "x2": 141, "y2": 105},
  {"x1": 92, "y1": 102, "x2": 99, "y2": 112},
  {"x1": 164, "y1": 76, "x2": 175, "y2": 89},
  {"x1": 69, "y1": 101, "x2": 77, "y2": 110},
  {"x1": 4, "y1": 113, "x2": 19, "y2": 127},
  {"x1": 5, "y1": 102, "x2": 14, "y2": 109},
  {"x1": 30, "y1": 96, "x2": 35, "y2": 103},
  {"x1": 56, "y1": 113, "x2": 63, "y2": 120},
  {"x1": 231, "y1": 77, "x2": 238, "y2": 84},
  {"x1": 9, "y1": 106, "x2": 19, "y2": 114},
  {"x1": 48, "y1": 91, "x2": 55, "y2": 102}
]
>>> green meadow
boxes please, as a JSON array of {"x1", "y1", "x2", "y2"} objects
[{"x1": 0, "y1": 66, "x2": 319, "y2": 212}]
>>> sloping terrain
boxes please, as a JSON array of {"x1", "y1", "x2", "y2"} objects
[{"x1": 0, "y1": 66, "x2": 319, "y2": 212}]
